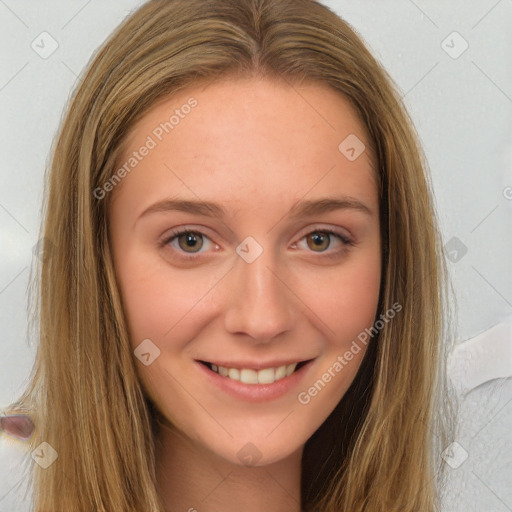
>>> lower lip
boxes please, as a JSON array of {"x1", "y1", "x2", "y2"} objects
[{"x1": 195, "y1": 360, "x2": 315, "y2": 402}]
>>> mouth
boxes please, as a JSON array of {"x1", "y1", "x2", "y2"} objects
[{"x1": 197, "y1": 359, "x2": 312, "y2": 385}]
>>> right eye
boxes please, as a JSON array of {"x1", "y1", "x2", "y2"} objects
[{"x1": 161, "y1": 228, "x2": 218, "y2": 260}]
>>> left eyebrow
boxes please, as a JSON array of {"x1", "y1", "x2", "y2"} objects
[{"x1": 287, "y1": 197, "x2": 374, "y2": 219}]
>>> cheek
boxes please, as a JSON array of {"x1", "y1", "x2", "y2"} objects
[
  {"x1": 298, "y1": 256, "x2": 380, "y2": 411},
  {"x1": 297, "y1": 249, "x2": 381, "y2": 344},
  {"x1": 340, "y1": 261, "x2": 381, "y2": 330},
  {"x1": 115, "y1": 249, "x2": 222, "y2": 347}
]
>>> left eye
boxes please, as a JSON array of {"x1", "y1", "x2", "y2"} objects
[
  {"x1": 162, "y1": 228, "x2": 352, "y2": 259},
  {"x1": 294, "y1": 229, "x2": 351, "y2": 253}
]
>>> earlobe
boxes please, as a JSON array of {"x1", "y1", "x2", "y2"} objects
[{"x1": 0, "y1": 415, "x2": 35, "y2": 441}]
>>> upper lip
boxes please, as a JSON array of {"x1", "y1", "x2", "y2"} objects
[{"x1": 197, "y1": 358, "x2": 313, "y2": 371}]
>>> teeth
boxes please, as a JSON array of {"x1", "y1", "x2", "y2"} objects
[
  {"x1": 209, "y1": 362, "x2": 299, "y2": 384},
  {"x1": 275, "y1": 365, "x2": 287, "y2": 380},
  {"x1": 240, "y1": 369, "x2": 258, "y2": 384},
  {"x1": 228, "y1": 368, "x2": 240, "y2": 381},
  {"x1": 285, "y1": 363, "x2": 296, "y2": 376},
  {"x1": 257, "y1": 368, "x2": 274, "y2": 384}
]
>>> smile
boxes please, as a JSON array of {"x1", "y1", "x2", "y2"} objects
[
  {"x1": 199, "y1": 361, "x2": 310, "y2": 385},
  {"x1": 195, "y1": 358, "x2": 315, "y2": 402}
]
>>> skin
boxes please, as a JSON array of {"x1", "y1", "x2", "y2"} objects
[{"x1": 109, "y1": 76, "x2": 381, "y2": 512}]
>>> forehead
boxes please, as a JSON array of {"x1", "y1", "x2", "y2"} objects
[{"x1": 110, "y1": 76, "x2": 378, "y2": 215}]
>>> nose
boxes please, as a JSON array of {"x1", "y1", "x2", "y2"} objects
[{"x1": 223, "y1": 243, "x2": 295, "y2": 343}]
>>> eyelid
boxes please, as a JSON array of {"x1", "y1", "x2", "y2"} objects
[
  {"x1": 294, "y1": 223, "x2": 353, "y2": 244},
  {"x1": 161, "y1": 224, "x2": 213, "y2": 242}
]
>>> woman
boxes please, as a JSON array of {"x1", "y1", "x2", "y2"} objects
[{"x1": 1, "y1": 0, "x2": 458, "y2": 510}]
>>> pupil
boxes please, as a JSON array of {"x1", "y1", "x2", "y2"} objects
[
  {"x1": 310, "y1": 232, "x2": 328, "y2": 251},
  {"x1": 180, "y1": 232, "x2": 202, "y2": 252}
]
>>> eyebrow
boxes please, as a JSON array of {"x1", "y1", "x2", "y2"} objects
[{"x1": 137, "y1": 196, "x2": 374, "y2": 223}]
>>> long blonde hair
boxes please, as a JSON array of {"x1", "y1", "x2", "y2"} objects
[{"x1": 4, "y1": 0, "x2": 458, "y2": 510}]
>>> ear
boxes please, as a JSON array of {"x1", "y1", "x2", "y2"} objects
[{"x1": 0, "y1": 415, "x2": 35, "y2": 441}]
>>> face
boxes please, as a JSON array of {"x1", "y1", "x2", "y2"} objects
[{"x1": 108, "y1": 76, "x2": 381, "y2": 467}]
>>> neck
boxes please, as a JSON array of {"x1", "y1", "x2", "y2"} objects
[{"x1": 155, "y1": 417, "x2": 303, "y2": 512}]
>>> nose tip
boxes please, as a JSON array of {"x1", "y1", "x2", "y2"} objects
[
  {"x1": 0, "y1": 415, "x2": 35, "y2": 441},
  {"x1": 224, "y1": 251, "x2": 295, "y2": 341}
]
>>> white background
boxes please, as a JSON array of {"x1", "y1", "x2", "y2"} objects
[{"x1": 1, "y1": 1, "x2": 511, "y2": 510}]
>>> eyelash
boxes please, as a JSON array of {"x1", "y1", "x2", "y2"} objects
[{"x1": 160, "y1": 226, "x2": 355, "y2": 262}]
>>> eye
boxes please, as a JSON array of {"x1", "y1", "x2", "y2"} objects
[
  {"x1": 161, "y1": 228, "x2": 217, "y2": 259},
  {"x1": 292, "y1": 228, "x2": 354, "y2": 258}
]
